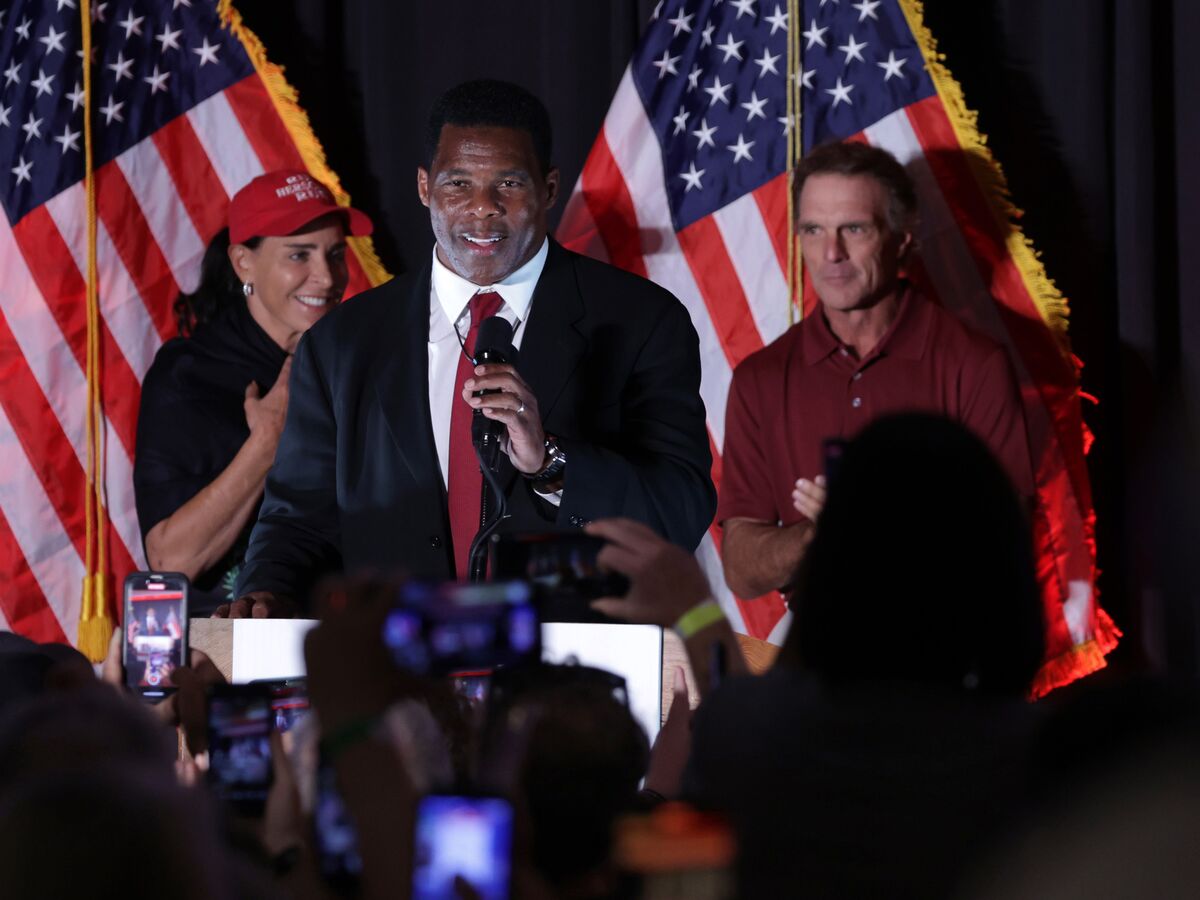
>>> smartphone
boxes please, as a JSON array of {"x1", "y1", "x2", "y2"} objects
[
  {"x1": 823, "y1": 437, "x2": 848, "y2": 487},
  {"x1": 490, "y1": 533, "x2": 630, "y2": 603},
  {"x1": 123, "y1": 571, "x2": 189, "y2": 700},
  {"x1": 313, "y1": 753, "x2": 363, "y2": 893},
  {"x1": 383, "y1": 581, "x2": 540, "y2": 676},
  {"x1": 206, "y1": 684, "x2": 274, "y2": 816},
  {"x1": 412, "y1": 794, "x2": 514, "y2": 900}
]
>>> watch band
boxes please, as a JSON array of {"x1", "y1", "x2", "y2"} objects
[
  {"x1": 528, "y1": 436, "x2": 566, "y2": 484},
  {"x1": 318, "y1": 713, "x2": 382, "y2": 762}
]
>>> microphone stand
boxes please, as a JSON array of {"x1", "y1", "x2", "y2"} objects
[
  {"x1": 463, "y1": 315, "x2": 515, "y2": 582},
  {"x1": 467, "y1": 440, "x2": 508, "y2": 582}
]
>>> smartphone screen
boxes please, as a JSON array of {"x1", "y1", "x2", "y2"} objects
[
  {"x1": 123, "y1": 572, "x2": 188, "y2": 699},
  {"x1": 314, "y1": 755, "x2": 363, "y2": 892},
  {"x1": 261, "y1": 679, "x2": 311, "y2": 756},
  {"x1": 451, "y1": 674, "x2": 491, "y2": 709},
  {"x1": 412, "y1": 795, "x2": 514, "y2": 900},
  {"x1": 206, "y1": 685, "x2": 274, "y2": 815}
]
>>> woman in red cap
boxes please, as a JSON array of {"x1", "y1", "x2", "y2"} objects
[{"x1": 132, "y1": 170, "x2": 373, "y2": 614}]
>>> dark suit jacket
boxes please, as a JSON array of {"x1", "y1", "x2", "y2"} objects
[{"x1": 236, "y1": 241, "x2": 716, "y2": 602}]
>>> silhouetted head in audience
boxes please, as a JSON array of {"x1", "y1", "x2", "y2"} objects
[
  {"x1": 965, "y1": 678, "x2": 1200, "y2": 899},
  {"x1": 482, "y1": 665, "x2": 649, "y2": 893},
  {"x1": 0, "y1": 682, "x2": 176, "y2": 790},
  {"x1": 0, "y1": 766, "x2": 231, "y2": 900},
  {"x1": 0, "y1": 633, "x2": 95, "y2": 713},
  {"x1": 783, "y1": 413, "x2": 1044, "y2": 697}
]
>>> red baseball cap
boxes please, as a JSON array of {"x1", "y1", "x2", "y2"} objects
[{"x1": 228, "y1": 169, "x2": 373, "y2": 244}]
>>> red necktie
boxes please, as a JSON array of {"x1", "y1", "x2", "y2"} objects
[{"x1": 448, "y1": 291, "x2": 504, "y2": 579}]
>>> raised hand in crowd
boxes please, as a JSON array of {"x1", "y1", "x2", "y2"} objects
[
  {"x1": 643, "y1": 667, "x2": 694, "y2": 802},
  {"x1": 587, "y1": 518, "x2": 712, "y2": 626},
  {"x1": 586, "y1": 517, "x2": 746, "y2": 697},
  {"x1": 100, "y1": 626, "x2": 224, "y2": 755},
  {"x1": 304, "y1": 579, "x2": 422, "y2": 900}
]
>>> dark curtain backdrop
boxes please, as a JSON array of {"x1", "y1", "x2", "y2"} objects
[{"x1": 237, "y1": 0, "x2": 1200, "y2": 676}]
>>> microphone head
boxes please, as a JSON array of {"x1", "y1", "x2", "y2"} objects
[{"x1": 474, "y1": 315, "x2": 514, "y2": 364}]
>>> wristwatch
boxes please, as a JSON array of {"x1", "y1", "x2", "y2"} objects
[{"x1": 528, "y1": 435, "x2": 567, "y2": 487}]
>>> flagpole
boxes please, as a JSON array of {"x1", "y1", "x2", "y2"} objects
[
  {"x1": 77, "y1": 0, "x2": 114, "y2": 661},
  {"x1": 786, "y1": 0, "x2": 803, "y2": 325}
]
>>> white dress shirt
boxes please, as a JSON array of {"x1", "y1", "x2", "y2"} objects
[{"x1": 428, "y1": 239, "x2": 558, "y2": 502}]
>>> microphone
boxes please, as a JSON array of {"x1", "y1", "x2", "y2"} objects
[{"x1": 471, "y1": 315, "x2": 515, "y2": 470}]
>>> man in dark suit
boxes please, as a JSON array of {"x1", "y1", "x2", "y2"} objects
[{"x1": 225, "y1": 80, "x2": 714, "y2": 615}]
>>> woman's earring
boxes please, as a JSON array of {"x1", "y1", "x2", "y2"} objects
[{"x1": 242, "y1": 282, "x2": 254, "y2": 297}]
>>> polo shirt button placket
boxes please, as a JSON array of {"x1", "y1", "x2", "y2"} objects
[{"x1": 850, "y1": 368, "x2": 865, "y2": 408}]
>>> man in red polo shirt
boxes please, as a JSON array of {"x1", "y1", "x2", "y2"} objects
[{"x1": 719, "y1": 141, "x2": 1033, "y2": 601}]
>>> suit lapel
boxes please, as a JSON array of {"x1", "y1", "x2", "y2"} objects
[
  {"x1": 497, "y1": 241, "x2": 587, "y2": 492},
  {"x1": 372, "y1": 264, "x2": 443, "y2": 492},
  {"x1": 518, "y1": 241, "x2": 586, "y2": 422}
]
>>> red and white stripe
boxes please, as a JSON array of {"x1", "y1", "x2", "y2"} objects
[
  {"x1": 560, "y1": 68, "x2": 801, "y2": 638},
  {"x1": 865, "y1": 100, "x2": 1097, "y2": 628},
  {"x1": 559, "y1": 72, "x2": 1101, "y2": 650},
  {"x1": 0, "y1": 72, "x2": 378, "y2": 646},
  {"x1": 879, "y1": 100, "x2": 1109, "y2": 681}
]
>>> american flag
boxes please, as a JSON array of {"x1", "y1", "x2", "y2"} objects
[
  {"x1": 557, "y1": 0, "x2": 1119, "y2": 695},
  {"x1": 0, "y1": 0, "x2": 384, "y2": 647}
]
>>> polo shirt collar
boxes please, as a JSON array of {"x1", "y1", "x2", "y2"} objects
[
  {"x1": 431, "y1": 237, "x2": 548, "y2": 325},
  {"x1": 802, "y1": 282, "x2": 931, "y2": 365}
]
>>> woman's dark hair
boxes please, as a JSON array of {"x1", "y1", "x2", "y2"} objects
[
  {"x1": 782, "y1": 413, "x2": 1045, "y2": 697},
  {"x1": 173, "y1": 228, "x2": 261, "y2": 336}
]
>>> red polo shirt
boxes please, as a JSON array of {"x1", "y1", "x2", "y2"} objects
[{"x1": 717, "y1": 287, "x2": 1034, "y2": 527}]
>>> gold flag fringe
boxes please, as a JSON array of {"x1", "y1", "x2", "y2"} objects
[
  {"x1": 217, "y1": 0, "x2": 391, "y2": 289},
  {"x1": 899, "y1": 0, "x2": 1119, "y2": 696},
  {"x1": 1030, "y1": 617, "x2": 1121, "y2": 700},
  {"x1": 898, "y1": 0, "x2": 1071, "y2": 345},
  {"x1": 76, "y1": 0, "x2": 389, "y2": 658}
]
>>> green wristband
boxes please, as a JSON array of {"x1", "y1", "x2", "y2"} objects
[
  {"x1": 319, "y1": 714, "x2": 381, "y2": 762},
  {"x1": 672, "y1": 599, "x2": 725, "y2": 640}
]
